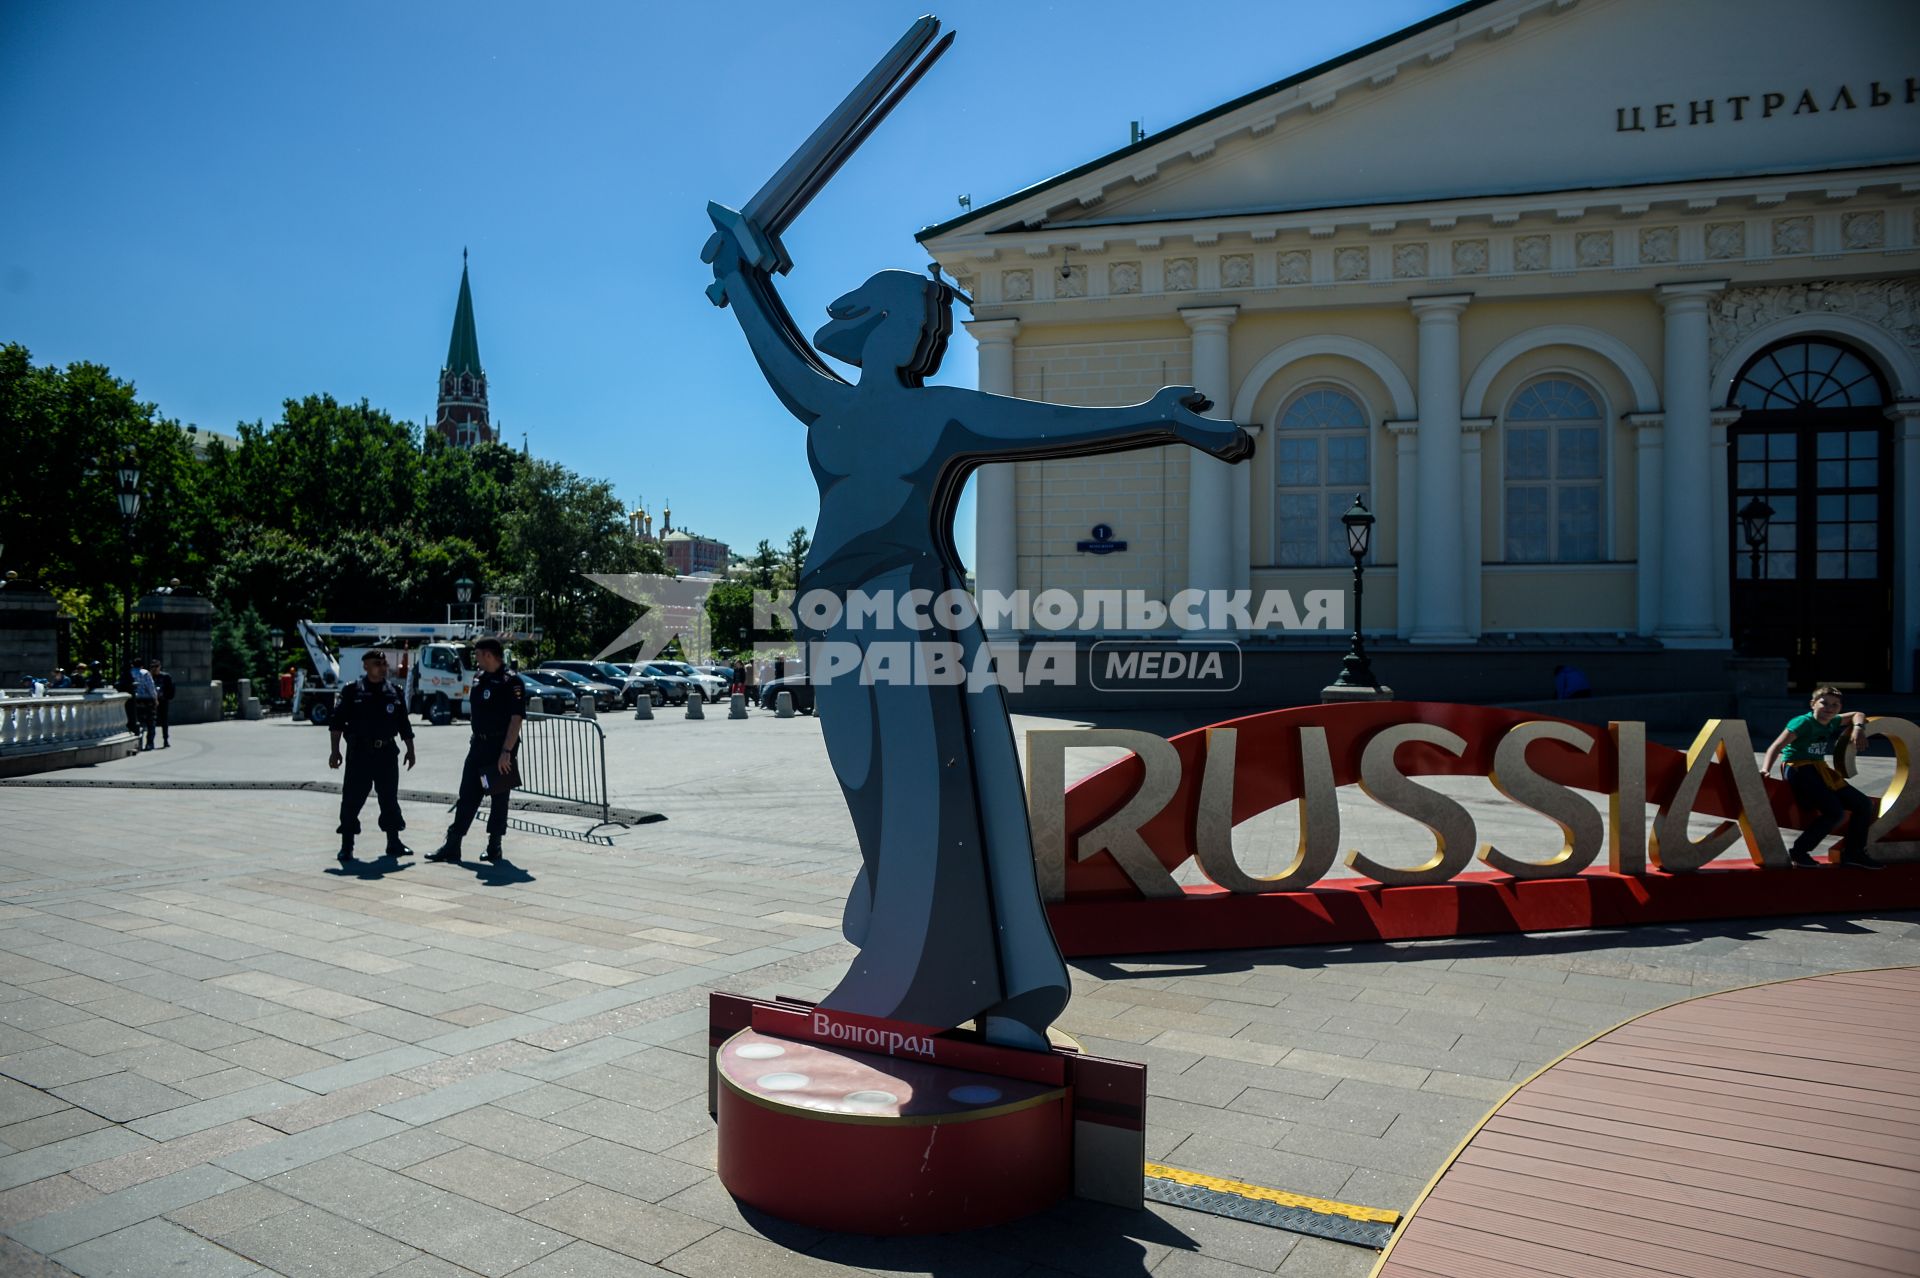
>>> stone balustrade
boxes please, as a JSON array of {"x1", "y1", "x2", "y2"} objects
[{"x1": 0, "y1": 692, "x2": 139, "y2": 775}]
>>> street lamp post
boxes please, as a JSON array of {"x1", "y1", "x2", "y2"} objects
[
  {"x1": 113, "y1": 456, "x2": 142, "y2": 673},
  {"x1": 1329, "y1": 495, "x2": 1381, "y2": 692},
  {"x1": 1738, "y1": 497, "x2": 1774, "y2": 581}
]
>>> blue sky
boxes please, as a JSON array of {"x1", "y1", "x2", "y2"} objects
[{"x1": 2, "y1": 0, "x2": 1448, "y2": 556}]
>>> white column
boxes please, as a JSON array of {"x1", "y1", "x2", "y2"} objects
[
  {"x1": 966, "y1": 318, "x2": 1020, "y2": 636},
  {"x1": 1232, "y1": 456, "x2": 1252, "y2": 597},
  {"x1": 1410, "y1": 294, "x2": 1472, "y2": 642},
  {"x1": 1627, "y1": 413, "x2": 1665, "y2": 636},
  {"x1": 1460, "y1": 417, "x2": 1492, "y2": 638},
  {"x1": 1388, "y1": 422, "x2": 1419, "y2": 638},
  {"x1": 1891, "y1": 401, "x2": 1920, "y2": 692},
  {"x1": 1182, "y1": 306, "x2": 1239, "y2": 630},
  {"x1": 1709, "y1": 407, "x2": 1741, "y2": 643},
  {"x1": 1655, "y1": 281, "x2": 1726, "y2": 642}
]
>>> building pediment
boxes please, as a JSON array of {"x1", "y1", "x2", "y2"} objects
[{"x1": 922, "y1": 0, "x2": 1919, "y2": 245}]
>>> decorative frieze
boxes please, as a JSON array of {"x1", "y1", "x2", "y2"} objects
[
  {"x1": 1576, "y1": 231, "x2": 1614, "y2": 268},
  {"x1": 1452, "y1": 239, "x2": 1489, "y2": 275},
  {"x1": 1843, "y1": 211, "x2": 1884, "y2": 250},
  {"x1": 1708, "y1": 277, "x2": 1920, "y2": 370},
  {"x1": 967, "y1": 200, "x2": 1911, "y2": 307},
  {"x1": 1772, "y1": 216, "x2": 1812, "y2": 255},
  {"x1": 1639, "y1": 226, "x2": 1678, "y2": 264},
  {"x1": 1705, "y1": 222, "x2": 1745, "y2": 259}
]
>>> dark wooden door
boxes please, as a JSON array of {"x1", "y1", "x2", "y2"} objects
[{"x1": 1727, "y1": 340, "x2": 1893, "y2": 690}]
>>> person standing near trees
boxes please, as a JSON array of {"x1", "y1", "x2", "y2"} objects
[
  {"x1": 129, "y1": 659, "x2": 158, "y2": 750},
  {"x1": 150, "y1": 658, "x2": 175, "y2": 747},
  {"x1": 327, "y1": 651, "x2": 416, "y2": 865},
  {"x1": 429, "y1": 637, "x2": 523, "y2": 865}
]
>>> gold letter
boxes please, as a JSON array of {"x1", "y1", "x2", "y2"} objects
[
  {"x1": 1479, "y1": 721, "x2": 1603, "y2": 879},
  {"x1": 1608, "y1": 720, "x2": 1647, "y2": 874},
  {"x1": 1195, "y1": 726, "x2": 1340, "y2": 893},
  {"x1": 1836, "y1": 716, "x2": 1920, "y2": 863},
  {"x1": 1345, "y1": 724, "x2": 1477, "y2": 886},
  {"x1": 1650, "y1": 720, "x2": 1786, "y2": 871},
  {"x1": 1026, "y1": 729, "x2": 1185, "y2": 900}
]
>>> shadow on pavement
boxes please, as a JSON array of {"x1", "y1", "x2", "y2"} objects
[
  {"x1": 469, "y1": 859, "x2": 535, "y2": 886},
  {"x1": 1071, "y1": 911, "x2": 1920, "y2": 981},
  {"x1": 795, "y1": 1197, "x2": 1195, "y2": 1278},
  {"x1": 324, "y1": 854, "x2": 414, "y2": 881}
]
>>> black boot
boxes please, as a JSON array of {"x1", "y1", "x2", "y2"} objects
[
  {"x1": 483, "y1": 837, "x2": 504, "y2": 864},
  {"x1": 426, "y1": 838, "x2": 463, "y2": 864},
  {"x1": 386, "y1": 835, "x2": 413, "y2": 859},
  {"x1": 1838, "y1": 849, "x2": 1885, "y2": 869},
  {"x1": 1788, "y1": 848, "x2": 1822, "y2": 868},
  {"x1": 338, "y1": 836, "x2": 354, "y2": 866}
]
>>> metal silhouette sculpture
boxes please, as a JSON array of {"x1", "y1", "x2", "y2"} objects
[{"x1": 703, "y1": 15, "x2": 1251, "y2": 1049}]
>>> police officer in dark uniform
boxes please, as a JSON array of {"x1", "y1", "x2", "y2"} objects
[
  {"x1": 328, "y1": 651, "x2": 416, "y2": 864},
  {"x1": 429, "y1": 636, "x2": 524, "y2": 864}
]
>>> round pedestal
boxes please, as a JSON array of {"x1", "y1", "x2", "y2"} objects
[{"x1": 715, "y1": 1029, "x2": 1070, "y2": 1234}]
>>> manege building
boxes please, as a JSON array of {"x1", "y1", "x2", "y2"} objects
[{"x1": 920, "y1": 0, "x2": 1920, "y2": 695}]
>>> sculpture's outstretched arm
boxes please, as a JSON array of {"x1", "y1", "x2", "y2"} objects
[
  {"x1": 704, "y1": 205, "x2": 851, "y2": 426},
  {"x1": 936, "y1": 385, "x2": 1253, "y2": 466}
]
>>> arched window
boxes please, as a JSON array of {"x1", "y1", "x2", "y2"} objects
[
  {"x1": 1273, "y1": 386, "x2": 1370, "y2": 566},
  {"x1": 1731, "y1": 338, "x2": 1885, "y2": 410},
  {"x1": 461, "y1": 374, "x2": 473, "y2": 396},
  {"x1": 1503, "y1": 377, "x2": 1605, "y2": 563}
]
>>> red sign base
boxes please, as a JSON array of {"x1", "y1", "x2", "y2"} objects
[
  {"x1": 708, "y1": 994, "x2": 1147, "y2": 1235},
  {"x1": 1045, "y1": 862, "x2": 1920, "y2": 958}
]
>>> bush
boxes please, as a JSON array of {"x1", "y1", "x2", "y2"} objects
[{"x1": 211, "y1": 604, "x2": 276, "y2": 691}]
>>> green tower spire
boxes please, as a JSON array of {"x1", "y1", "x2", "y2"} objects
[{"x1": 445, "y1": 248, "x2": 482, "y2": 377}]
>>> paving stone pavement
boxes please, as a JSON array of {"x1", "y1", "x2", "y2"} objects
[{"x1": 0, "y1": 715, "x2": 1914, "y2": 1277}]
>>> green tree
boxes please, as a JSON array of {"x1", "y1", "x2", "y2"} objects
[
  {"x1": 703, "y1": 579, "x2": 757, "y2": 656},
  {"x1": 210, "y1": 603, "x2": 277, "y2": 690},
  {"x1": 747, "y1": 539, "x2": 781, "y2": 588},
  {"x1": 503, "y1": 460, "x2": 647, "y2": 657},
  {"x1": 0, "y1": 344, "x2": 211, "y2": 660},
  {"x1": 780, "y1": 526, "x2": 811, "y2": 590}
]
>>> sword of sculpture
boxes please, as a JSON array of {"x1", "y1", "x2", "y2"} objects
[{"x1": 705, "y1": 14, "x2": 953, "y2": 305}]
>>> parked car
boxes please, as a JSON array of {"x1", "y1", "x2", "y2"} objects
[
  {"x1": 542, "y1": 668, "x2": 618, "y2": 712},
  {"x1": 656, "y1": 660, "x2": 726, "y2": 701},
  {"x1": 541, "y1": 660, "x2": 661, "y2": 707},
  {"x1": 515, "y1": 670, "x2": 580, "y2": 714},
  {"x1": 757, "y1": 673, "x2": 814, "y2": 714},
  {"x1": 633, "y1": 662, "x2": 696, "y2": 705}
]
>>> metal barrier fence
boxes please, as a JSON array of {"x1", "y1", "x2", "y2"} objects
[{"x1": 515, "y1": 710, "x2": 613, "y2": 829}]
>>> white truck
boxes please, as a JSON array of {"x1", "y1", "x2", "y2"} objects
[{"x1": 293, "y1": 619, "x2": 479, "y2": 727}]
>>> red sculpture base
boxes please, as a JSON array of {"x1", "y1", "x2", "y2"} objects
[
  {"x1": 707, "y1": 995, "x2": 1147, "y2": 1235},
  {"x1": 716, "y1": 1029, "x2": 1069, "y2": 1234}
]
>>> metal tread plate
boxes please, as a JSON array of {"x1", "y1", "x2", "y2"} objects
[{"x1": 1143, "y1": 1167, "x2": 1397, "y2": 1250}]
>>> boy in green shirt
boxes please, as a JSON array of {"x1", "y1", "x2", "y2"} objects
[{"x1": 1759, "y1": 686, "x2": 1883, "y2": 869}]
